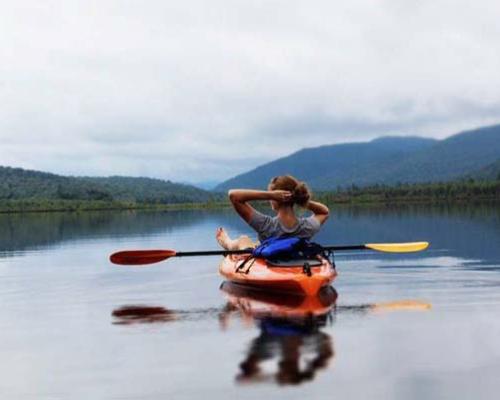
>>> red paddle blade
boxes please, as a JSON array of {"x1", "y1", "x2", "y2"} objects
[{"x1": 109, "y1": 250, "x2": 177, "y2": 265}]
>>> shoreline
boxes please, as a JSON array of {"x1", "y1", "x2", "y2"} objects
[{"x1": 1, "y1": 195, "x2": 499, "y2": 214}]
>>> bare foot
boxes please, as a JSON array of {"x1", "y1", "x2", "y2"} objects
[{"x1": 216, "y1": 227, "x2": 236, "y2": 250}]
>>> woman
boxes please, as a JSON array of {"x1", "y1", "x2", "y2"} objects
[{"x1": 216, "y1": 175, "x2": 329, "y2": 250}]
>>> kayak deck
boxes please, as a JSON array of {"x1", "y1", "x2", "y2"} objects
[{"x1": 219, "y1": 254, "x2": 337, "y2": 296}]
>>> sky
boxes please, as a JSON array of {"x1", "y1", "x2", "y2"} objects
[{"x1": 1, "y1": 0, "x2": 500, "y2": 184}]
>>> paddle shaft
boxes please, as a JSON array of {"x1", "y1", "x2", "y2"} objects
[
  {"x1": 174, "y1": 244, "x2": 366, "y2": 257},
  {"x1": 110, "y1": 242, "x2": 428, "y2": 265}
]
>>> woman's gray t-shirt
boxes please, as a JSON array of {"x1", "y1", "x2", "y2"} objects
[{"x1": 248, "y1": 210, "x2": 321, "y2": 242}]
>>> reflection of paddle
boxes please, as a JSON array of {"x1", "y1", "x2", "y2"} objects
[
  {"x1": 112, "y1": 305, "x2": 177, "y2": 325},
  {"x1": 335, "y1": 300, "x2": 432, "y2": 314},
  {"x1": 371, "y1": 300, "x2": 432, "y2": 312},
  {"x1": 109, "y1": 241, "x2": 429, "y2": 266}
]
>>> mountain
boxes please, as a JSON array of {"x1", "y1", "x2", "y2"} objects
[
  {"x1": 0, "y1": 167, "x2": 214, "y2": 204},
  {"x1": 215, "y1": 136, "x2": 437, "y2": 191},
  {"x1": 215, "y1": 124, "x2": 500, "y2": 191},
  {"x1": 373, "y1": 124, "x2": 500, "y2": 184}
]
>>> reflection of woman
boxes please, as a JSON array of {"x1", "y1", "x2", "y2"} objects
[
  {"x1": 218, "y1": 282, "x2": 336, "y2": 385},
  {"x1": 237, "y1": 316, "x2": 334, "y2": 385}
]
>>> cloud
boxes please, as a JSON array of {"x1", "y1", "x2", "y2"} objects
[{"x1": 1, "y1": 0, "x2": 500, "y2": 182}]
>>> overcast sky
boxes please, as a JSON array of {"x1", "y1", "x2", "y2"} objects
[{"x1": 1, "y1": 0, "x2": 500, "y2": 184}]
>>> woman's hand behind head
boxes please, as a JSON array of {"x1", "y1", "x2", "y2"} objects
[{"x1": 269, "y1": 190, "x2": 293, "y2": 203}]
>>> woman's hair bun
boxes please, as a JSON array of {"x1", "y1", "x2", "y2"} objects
[{"x1": 292, "y1": 181, "x2": 310, "y2": 207}]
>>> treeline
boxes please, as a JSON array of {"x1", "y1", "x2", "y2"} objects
[{"x1": 317, "y1": 179, "x2": 500, "y2": 204}]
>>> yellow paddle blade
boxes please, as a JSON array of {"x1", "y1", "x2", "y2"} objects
[{"x1": 365, "y1": 241, "x2": 429, "y2": 253}]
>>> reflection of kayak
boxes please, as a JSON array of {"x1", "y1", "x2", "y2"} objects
[
  {"x1": 220, "y1": 281, "x2": 337, "y2": 319},
  {"x1": 219, "y1": 255, "x2": 336, "y2": 296}
]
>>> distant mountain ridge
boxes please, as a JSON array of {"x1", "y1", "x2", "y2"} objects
[
  {"x1": 215, "y1": 124, "x2": 500, "y2": 191},
  {"x1": 0, "y1": 167, "x2": 214, "y2": 204}
]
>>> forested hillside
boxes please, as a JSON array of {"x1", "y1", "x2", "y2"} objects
[{"x1": 0, "y1": 167, "x2": 214, "y2": 204}]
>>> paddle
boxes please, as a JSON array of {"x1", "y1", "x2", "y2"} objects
[{"x1": 109, "y1": 241, "x2": 429, "y2": 266}]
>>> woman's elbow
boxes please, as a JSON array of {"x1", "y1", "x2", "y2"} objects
[
  {"x1": 321, "y1": 205, "x2": 330, "y2": 218},
  {"x1": 228, "y1": 190, "x2": 238, "y2": 203},
  {"x1": 318, "y1": 209, "x2": 330, "y2": 224}
]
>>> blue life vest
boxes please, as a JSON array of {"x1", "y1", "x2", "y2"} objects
[{"x1": 252, "y1": 237, "x2": 324, "y2": 260}]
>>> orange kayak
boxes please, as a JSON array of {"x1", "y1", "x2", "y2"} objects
[{"x1": 219, "y1": 254, "x2": 337, "y2": 296}]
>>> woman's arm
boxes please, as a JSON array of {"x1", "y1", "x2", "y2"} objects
[
  {"x1": 228, "y1": 189, "x2": 291, "y2": 223},
  {"x1": 306, "y1": 200, "x2": 330, "y2": 225}
]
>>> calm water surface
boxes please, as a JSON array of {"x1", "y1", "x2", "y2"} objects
[{"x1": 1, "y1": 204, "x2": 500, "y2": 399}]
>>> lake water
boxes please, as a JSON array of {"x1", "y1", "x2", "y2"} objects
[{"x1": 1, "y1": 203, "x2": 500, "y2": 399}]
